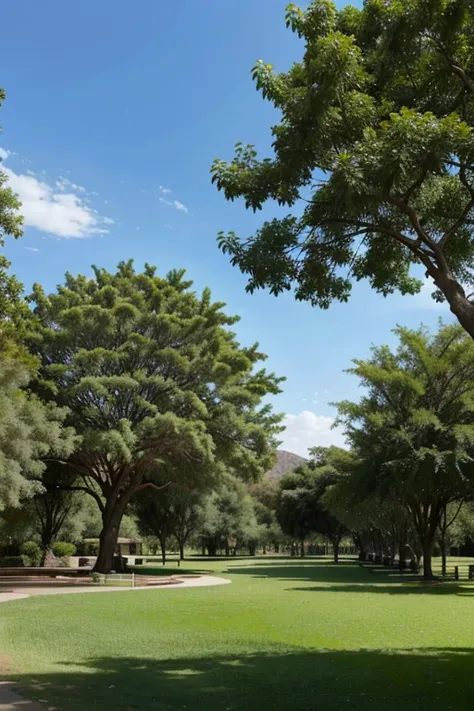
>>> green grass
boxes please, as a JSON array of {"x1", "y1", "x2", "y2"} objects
[{"x1": 2, "y1": 556, "x2": 474, "y2": 710}]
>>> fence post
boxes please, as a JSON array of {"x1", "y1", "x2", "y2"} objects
[{"x1": 132, "y1": 572, "x2": 135, "y2": 588}]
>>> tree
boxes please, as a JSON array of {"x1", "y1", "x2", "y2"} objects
[
  {"x1": 277, "y1": 470, "x2": 321, "y2": 557},
  {"x1": 26, "y1": 262, "x2": 283, "y2": 572},
  {"x1": 0, "y1": 88, "x2": 23, "y2": 247},
  {"x1": 336, "y1": 323, "x2": 474, "y2": 579},
  {"x1": 198, "y1": 474, "x2": 259, "y2": 556},
  {"x1": 249, "y1": 477, "x2": 284, "y2": 553},
  {"x1": 325, "y1": 480, "x2": 418, "y2": 569},
  {"x1": 135, "y1": 487, "x2": 177, "y2": 566},
  {"x1": 171, "y1": 490, "x2": 204, "y2": 561},
  {"x1": 212, "y1": 0, "x2": 474, "y2": 339},
  {"x1": 277, "y1": 451, "x2": 347, "y2": 562},
  {"x1": 32, "y1": 464, "x2": 85, "y2": 564},
  {"x1": 436, "y1": 501, "x2": 470, "y2": 576},
  {"x1": 135, "y1": 473, "x2": 205, "y2": 564},
  {"x1": 0, "y1": 358, "x2": 76, "y2": 514}
]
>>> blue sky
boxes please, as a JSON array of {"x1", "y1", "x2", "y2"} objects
[{"x1": 1, "y1": 0, "x2": 453, "y2": 456}]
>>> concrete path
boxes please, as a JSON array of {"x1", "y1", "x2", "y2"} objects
[
  {"x1": 0, "y1": 682, "x2": 45, "y2": 710},
  {"x1": 0, "y1": 575, "x2": 230, "y2": 604}
]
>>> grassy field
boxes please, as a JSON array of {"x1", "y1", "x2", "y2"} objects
[{"x1": 1, "y1": 556, "x2": 474, "y2": 710}]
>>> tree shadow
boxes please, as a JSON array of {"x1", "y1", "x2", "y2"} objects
[
  {"x1": 227, "y1": 561, "x2": 382, "y2": 585},
  {"x1": 6, "y1": 647, "x2": 474, "y2": 711},
  {"x1": 289, "y1": 583, "x2": 474, "y2": 596}
]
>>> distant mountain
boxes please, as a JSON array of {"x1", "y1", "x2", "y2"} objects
[{"x1": 265, "y1": 449, "x2": 307, "y2": 479}]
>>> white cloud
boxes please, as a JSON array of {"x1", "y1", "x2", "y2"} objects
[
  {"x1": 56, "y1": 177, "x2": 87, "y2": 194},
  {"x1": 24, "y1": 246, "x2": 42, "y2": 253},
  {"x1": 4, "y1": 166, "x2": 110, "y2": 239},
  {"x1": 159, "y1": 197, "x2": 188, "y2": 213},
  {"x1": 102, "y1": 216, "x2": 115, "y2": 225},
  {"x1": 159, "y1": 185, "x2": 172, "y2": 195},
  {"x1": 0, "y1": 147, "x2": 9, "y2": 162},
  {"x1": 279, "y1": 410, "x2": 346, "y2": 458}
]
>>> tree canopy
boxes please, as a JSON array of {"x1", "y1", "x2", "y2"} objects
[
  {"x1": 0, "y1": 358, "x2": 76, "y2": 513},
  {"x1": 26, "y1": 261, "x2": 283, "y2": 571},
  {"x1": 335, "y1": 323, "x2": 474, "y2": 577},
  {"x1": 0, "y1": 88, "x2": 23, "y2": 246},
  {"x1": 277, "y1": 446, "x2": 348, "y2": 560},
  {"x1": 212, "y1": 0, "x2": 474, "y2": 338}
]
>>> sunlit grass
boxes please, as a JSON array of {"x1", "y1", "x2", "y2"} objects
[{"x1": 1, "y1": 556, "x2": 474, "y2": 710}]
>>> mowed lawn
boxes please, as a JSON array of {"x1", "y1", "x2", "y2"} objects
[{"x1": 2, "y1": 557, "x2": 474, "y2": 711}]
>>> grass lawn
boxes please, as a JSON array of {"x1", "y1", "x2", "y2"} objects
[{"x1": 2, "y1": 556, "x2": 474, "y2": 710}]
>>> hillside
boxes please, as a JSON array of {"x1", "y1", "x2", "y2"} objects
[{"x1": 265, "y1": 450, "x2": 307, "y2": 480}]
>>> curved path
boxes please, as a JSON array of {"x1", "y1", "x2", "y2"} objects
[{"x1": 0, "y1": 574, "x2": 230, "y2": 604}]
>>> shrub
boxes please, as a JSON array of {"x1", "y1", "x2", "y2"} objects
[
  {"x1": 0, "y1": 556, "x2": 25, "y2": 568},
  {"x1": 52, "y1": 542, "x2": 76, "y2": 559},
  {"x1": 21, "y1": 541, "x2": 42, "y2": 566}
]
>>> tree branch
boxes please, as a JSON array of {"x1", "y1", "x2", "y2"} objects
[{"x1": 60, "y1": 485, "x2": 105, "y2": 513}]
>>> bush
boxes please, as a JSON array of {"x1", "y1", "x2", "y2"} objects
[
  {"x1": 21, "y1": 541, "x2": 42, "y2": 566},
  {"x1": 52, "y1": 542, "x2": 76, "y2": 559},
  {"x1": 0, "y1": 556, "x2": 25, "y2": 568}
]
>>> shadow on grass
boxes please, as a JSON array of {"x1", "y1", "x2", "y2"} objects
[
  {"x1": 289, "y1": 583, "x2": 474, "y2": 596},
  {"x1": 129, "y1": 567, "x2": 213, "y2": 577},
  {"x1": 227, "y1": 562, "x2": 474, "y2": 595},
  {"x1": 7, "y1": 647, "x2": 474, "y2": 711},
  {"x1": 227, "y1": 561, "x2": 378, "y2": 584}
]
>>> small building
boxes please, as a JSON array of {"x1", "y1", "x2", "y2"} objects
[{"x1": 82, "y1": 537, "x2": 143, "y2": 557}]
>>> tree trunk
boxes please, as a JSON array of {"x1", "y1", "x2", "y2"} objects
[
  {"x1": 435, "y1": 270, "x2": 474, "y2": 340},
  {"x1": 207, "y1": 543, "x2": 217, "y2": 556},
  {"x1": 179, "y1": 541, "x2": 184, "y2": 561},
  {"x1": 93, "y1": 497, "x2": 129, "y2": 574},
  {"x1": 94, "y1": 511, "x2": 122, "y2": 573},
  {"x1": 300, "y1": 540, "x2": 305, "y2": 558},
  {"x1": 332, "y1": 540, "x2": 339, "y2": 564},
  {"x1": 160, "y1": 537, "x2": 167, "y2": 566},
  {"x1": 398, "y1": 544, "x2": 407, "y2": 572},
  {"x1": 440, "y1": 539, "x2": 447, "y2": 577},
  {"x1": 422, "y1": 539, "x2": 435, "y2": 580}
]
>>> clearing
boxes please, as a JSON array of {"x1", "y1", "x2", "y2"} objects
[{"x1": 1, "y1": 557, "x2": 474, "y2": 710}]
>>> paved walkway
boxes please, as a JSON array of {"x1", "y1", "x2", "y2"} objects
[{"x1": 0, "y1": 574, "x2": 230, "y2": 604}]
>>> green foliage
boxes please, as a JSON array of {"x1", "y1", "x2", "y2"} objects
[
  {"x1": 0, "y1": 357, "x2": 76, "y2": 513},
  {"x1": 20, "y1": 541, "x2": 42, "y2": 566},
  {"x1": 277, "y1": 448, "x2": 347, "y2": 557},
  {"x1": 335, "y1": 322, "x2": 474, "y2": 576},
  {"x1": 212, "y1": 0, "x2": 474, "y2": 337},
  {"x1": 198, "y1": 473, "x2": 259, "y2": 554},
  {"x1": 25, "y1": 261, "x2": 283, "y2": 571},
  {"x1": 0, "y1": 555, "x2": 24, "y2": 567},
  {"x1": 51, "y1": 541, "x2": 76, "y2": 559},
  {"x1": 0, "y1": 88, "x2": 23, "y2": 246}
]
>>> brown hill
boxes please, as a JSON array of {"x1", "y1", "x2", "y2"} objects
[{"x1": 265, "y1": 449, "x2": 307, "y2": 479}]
